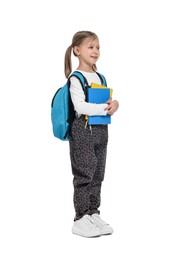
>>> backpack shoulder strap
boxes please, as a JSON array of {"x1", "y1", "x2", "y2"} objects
[
  {"x1": 95, "y1": 72, "x2": 107, "y2": 86},
  {"x1": 68, "y1": 70, "x2": 107, "y2": 88},
  {"x1": 68, "y1": 71, "x2": 89, "y2": 90}
]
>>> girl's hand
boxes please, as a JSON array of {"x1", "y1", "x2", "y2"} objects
[{"x1": 105, "y1": 100, "x2": 119, "y2": 115}]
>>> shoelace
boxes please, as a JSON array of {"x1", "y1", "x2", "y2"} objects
[
  {"x1": 92, "y1": 215, "x2": 107, "y2": 225},
  {"x1": 83, "y1": 215, "x2": 95, "y2": 227}
]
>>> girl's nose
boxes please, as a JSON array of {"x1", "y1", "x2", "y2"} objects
[{"x1": 94, "y1": 48, "x2": 99, "y2": 54}]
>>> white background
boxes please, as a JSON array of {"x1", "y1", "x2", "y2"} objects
[{"x1": 0, "y1": 0, "x2": 182, "y2": 259}]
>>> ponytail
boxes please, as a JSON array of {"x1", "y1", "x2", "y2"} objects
[{"x1": 64, "y1": 45, "x2": 72, "y2": 78}]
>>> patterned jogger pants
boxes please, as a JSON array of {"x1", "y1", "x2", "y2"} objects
[{"x1": 69, "y1": 116, "x2": 108, "y2": 220}]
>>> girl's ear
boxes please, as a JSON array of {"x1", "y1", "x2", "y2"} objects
[{"x1": 73, "y1": 46, "x2": 80, "y2": 56}]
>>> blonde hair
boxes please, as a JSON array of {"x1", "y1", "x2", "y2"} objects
[{"x1": 64, "y1": 31, "x2": 98, "y2": 78}]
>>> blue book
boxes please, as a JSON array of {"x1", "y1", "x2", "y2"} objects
[{"x1": 87, "y1": 88, "x2": 111, "y2": 125}]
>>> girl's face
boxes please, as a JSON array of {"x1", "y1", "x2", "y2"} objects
[{"x1": 75, "y1": 37, "x2": 100, "y2": 70}]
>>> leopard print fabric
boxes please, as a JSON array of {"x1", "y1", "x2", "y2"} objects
[{"x1": 69, "y1": 116, "x2": 108, "y2": 220}]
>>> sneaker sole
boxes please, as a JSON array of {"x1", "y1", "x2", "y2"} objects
[
  {"x1": 100, "y1": 229, "x2": 114, "y2": 235},
  {"x1": 72, "y1": 227, "x2": 101, "y2": 238}
]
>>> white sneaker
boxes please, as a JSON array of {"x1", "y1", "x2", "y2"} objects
[
  {"x1": 72, "y1": 214, "x2": 101, "y2": 237},
  {"x1": 91, "y1": 213, "x2": 114, "y2": 235}
]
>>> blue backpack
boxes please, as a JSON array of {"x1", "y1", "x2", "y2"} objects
[{"x1": 51, "y1": 71, "x2": 107, "y2": 141}]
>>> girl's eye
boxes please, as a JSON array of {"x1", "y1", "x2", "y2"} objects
[{"x1": 89, "y1": 46, "x2": 100, "y2": 50}]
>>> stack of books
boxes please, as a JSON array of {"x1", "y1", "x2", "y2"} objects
[{"x1": 86, "y1": 83, "x2": 113, "y2": 125}]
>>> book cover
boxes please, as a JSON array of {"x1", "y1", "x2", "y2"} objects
[
  {"x1": 87, "y1": 88, "x2": 111, "y2": 125},
  {"x1": 91, "y1": 83, "x2": 113, "y2": 97}
]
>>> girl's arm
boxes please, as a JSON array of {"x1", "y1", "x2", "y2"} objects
[{"x1": 70, "y1": 77, "x2": 108, "y2": 116}]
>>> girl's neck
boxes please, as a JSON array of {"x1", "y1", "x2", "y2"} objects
[{"x1": 77, "y1": 66, "x2": 94, "y2": 73}]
